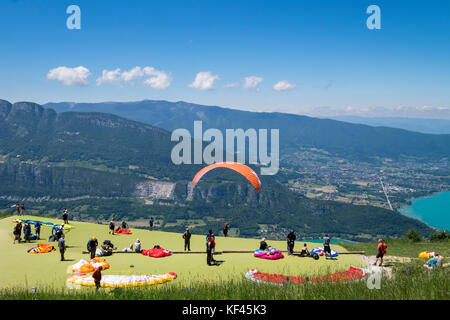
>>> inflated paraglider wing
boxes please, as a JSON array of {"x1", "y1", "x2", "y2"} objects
[{"x1": 192, "y1": 162, "x2": 261, "y2": 192}]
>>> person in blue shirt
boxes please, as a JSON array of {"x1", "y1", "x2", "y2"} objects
[
  {"x1": 35, "y1": 221, "x2": 41, "y2": 240},
  {"x1": 149, "y1": 217, "x2": 154, "y2": 231},
  {"x1": 23, "y1": 222, "x2": 32, "y2": 243},
  {"x1": 424, "y1": 256, "x2": 437, "y2": 270}
]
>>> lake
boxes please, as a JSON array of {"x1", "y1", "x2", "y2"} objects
[{"x1": 399, "y1": 191, "x2": 450, "y2": 231}]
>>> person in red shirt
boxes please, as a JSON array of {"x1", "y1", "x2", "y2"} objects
[
  {"x1": 92, "y1": 266, "x2": 102, "y2": 291},
  {"x1": 374, "y1": 239, "x2": 387, "y2": 266},
  {"x1": 16, "y1": 204, "x2": 20, "y2": 216}
]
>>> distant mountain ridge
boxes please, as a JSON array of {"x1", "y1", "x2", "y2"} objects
[
  {"x1": 330, "y1": 116, "x2": 450, "y2": 134},
  {"x1": 45, "y1": 100, "x2": 450, "y2": 160}
]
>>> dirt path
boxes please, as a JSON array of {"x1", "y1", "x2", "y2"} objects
[{"x1": 357, "y1": 255, "x2": 407, "y2": 279}]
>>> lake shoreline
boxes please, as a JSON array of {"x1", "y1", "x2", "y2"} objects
[{"x1": 398, "y1": 191, "x2": 450, "y2": 231}]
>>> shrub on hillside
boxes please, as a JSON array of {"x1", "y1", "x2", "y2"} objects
[
  {"x1": 403, "y1": 228, "x2": 423, "y2": 242},
  {"x1": 429, "y1": 231, "x2": 449, "y2": 242}
]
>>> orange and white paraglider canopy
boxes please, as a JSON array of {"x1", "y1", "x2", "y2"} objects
[{"x1": 192, "y1": 162, "x2": 261, "y2": 192}]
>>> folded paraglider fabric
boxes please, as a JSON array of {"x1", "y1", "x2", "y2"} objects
[
  {"x1": 141, "y1": 248, "x2": 172, "y2": 258},
  {"x1": 311, "y1": 247, "x2": 338, "y2": 257},
  {"x1": 71, "y1": 258, "x2": 110, "y2": 273},
  {"x1": 27, "y1": 243, "x2": 55, "y2": 254},
  {"x1": 309, "y1": 267, "x2": 369, "y2": 283},
  {"x1": 419, "y1": 251, "x2": 444, "y2": 259},
  {"x1": 114, "y1": 228, "x2": 132, "y2": 234},
  {"x1": 67, "y1": 272, "x2": 177, "y2": 288},
  {"x1": 246, "y1": 267, "x2": 369, "y2": 285},
  {"x1": 254, "y1": 248, "x2": 284, "y2": 260},
  {"x1": 245, "y1": 269, "x2": 306, "y2": 285}
]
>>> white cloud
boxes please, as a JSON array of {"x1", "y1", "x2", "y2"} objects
[
  {"x1": 188, "y1": 71, "x2": 219, "y2": 90},
  {"x1": 273, "y1": 80, "x2": 297, "y2": 91},
  {"x1": 47, "y1": 66, "x2": 91, "y2": 86},
  {"x1": 143, "y1": 67, "x2": 172, "y2": 90},
  {"x1": 96, "y1": 66, "x2": 172, "y2": 90},
  {"x1": 96, "y1": 68, "x2": 122, "y2": 86},
  {"x1": 243, "y1": 76, "x2": 263, "y2": 91}
]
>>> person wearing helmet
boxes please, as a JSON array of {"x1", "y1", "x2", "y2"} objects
[{"x1": 87, "y1": 236, "x2": 98, "y2": 259}]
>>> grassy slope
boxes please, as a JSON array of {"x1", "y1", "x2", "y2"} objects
[
  {"x1": 0, "y1": 215, "x2": 362, "y2": 289},
  {"x1": 342, "y1": 240, "x2": 450, "y2": 258}
]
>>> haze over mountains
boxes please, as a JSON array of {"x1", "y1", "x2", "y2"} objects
[
  {"x1": 0, "y1": 99, "x2": 443, "y2": 239},
  {"x1": 330, "y1": 116, "x2": 450, "y2": 135}
]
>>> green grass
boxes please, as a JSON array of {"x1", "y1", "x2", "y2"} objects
[
  {"x1": 1, "y1": 265, "x2": 448, "y2": 300},
  {"x1": 0, "y1": 215, "x2": 361, "y2": 290},
  {"x1": 341, "y1": 239, "x2": 450, "y2": 258}
]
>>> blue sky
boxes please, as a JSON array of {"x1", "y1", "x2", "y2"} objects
[{"x1": 0, "y1": 0, "x2": 449, "y2": 118}]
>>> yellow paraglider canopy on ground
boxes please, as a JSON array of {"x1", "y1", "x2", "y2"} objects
[
  {"x1": 418, "y1": 251, "x2": 445, "y2": 259},
  {"x1": 70, "y1": 258, "x2": 110, "y2": 273},
  {"x1": 67, "y1": 272, "x2": 177, "y2": 288}
]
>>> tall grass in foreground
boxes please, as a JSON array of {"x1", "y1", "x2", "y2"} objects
[{"x1": 1, "y1": 264, "x2": 448, "y2": 300}]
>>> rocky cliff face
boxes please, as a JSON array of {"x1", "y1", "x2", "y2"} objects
[{"x1": 134, "y1": 180, "x2": 176, "y2": 199}]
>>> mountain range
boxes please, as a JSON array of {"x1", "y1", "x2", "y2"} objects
[{"x1": 0, "y1": 99, "x2": 441, "y2": 239}]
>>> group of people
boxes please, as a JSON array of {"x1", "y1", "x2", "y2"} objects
[
  {"x1": 15, "y1": 203, "x2": 25, "y2": 216},
  {"x1": 13, "y1": 220, "x2": 34, "y2": 243},
  {"x1": 108, "y1": 218, "x2": 130, "y2": 234}
]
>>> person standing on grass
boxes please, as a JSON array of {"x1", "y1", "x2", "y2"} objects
[
  {"x1": 109, "y1": 218, "x2": 115, "y2": 235},
  {"x1": 87, "y1": 236, "x2": 98, "y2": 259},
  {"x1": 16, "y1": 203, "x2": 20, "y2": 216},
  {"x1": 13, "y1": 222, "x2": 22, "y2": 244},
  {"x1": 23, "y1": 221, "x2": 31, "y2": 243},
  {"x1": 323, "y1": 234, "x2": 332, "y2": 259},
  {"x1": 183, "y1": 227, "x2": 191, "y2": 251},
  {"x1": 223, "y1": 222, "x2": 230, "y2": 237},
  {"x1": 374, "y1": 239, "x2": 387, "y2": 266},
  {"x1": 20, "y1": 203, "x2": 25, "y2": 216},
  {"x1": 92, "y1": 266, "x2": 102, "y2": 291},
  {"x1": 35, "y1": 221, "x2": 41, "y2": 240},
  {"x1": 149, "y1": 217, "x2": 154, "y2": 231},
  {"x1": 62, "y1": 208, "x2": 69, "y2": 224},
  {"x1": 287, "y1": 231, "x2": 296, "y2": 255},
  {"x1": 58, "y1": 234, "x2": 66, "y2": 261},
  {"x1": 206, "y1": 230, "x2": 216, "y2": 264}
]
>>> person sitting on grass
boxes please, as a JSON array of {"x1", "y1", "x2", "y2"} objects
[
  {"x1": 93, "y1": 266, "x2": 102, "y2": 291},
  {"x1": 121, "y1": 221, "x2": 128, "y2": 230},
  {"x1": 435, "y1": 253, "x2": 443, "y2": 268},
  {"x1": 424, "y1": 255, "x2": 437, "y2": 270},
  {"x1": 134, "y1": 239, "x2": 141, "y2": 253},
  {"x1": 300, "y1": 243, "x2": 310, "y2": 257}
]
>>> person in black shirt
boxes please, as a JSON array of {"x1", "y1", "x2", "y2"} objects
[
  {"x1": 260, "y1": 238, "x2": 268, "y2": 250},
  {"x1": 287, "y1": 231, "x2": 296, "y2": 255},
  {"x1": 183, "y1": 227, "x2": 191, "y2": 251}
]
